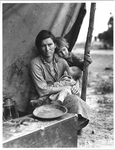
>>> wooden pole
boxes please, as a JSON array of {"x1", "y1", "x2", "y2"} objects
[
  {"x1": 78, "y1": 3, "x2": 96, "y2": 136},
  {"x1": 81, "y1": 3, "x2": 96, "y2": 101}
]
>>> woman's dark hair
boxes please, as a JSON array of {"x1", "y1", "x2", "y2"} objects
[{"x1": 35, "y1": 30, "x2": 56, "y2": 53}]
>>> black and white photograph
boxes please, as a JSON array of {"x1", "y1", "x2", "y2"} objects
[{"x1": 1, "y1": 0, "x2": 114, "y2": 148}]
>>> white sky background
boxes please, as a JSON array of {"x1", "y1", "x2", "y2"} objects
[{"x1": 77, "y1": 1, "x2": 114, "y2": 43}]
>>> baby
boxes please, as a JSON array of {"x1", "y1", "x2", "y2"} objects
[
  {"x1": 31, "y1": 71, "x2": 81, "y2": 107},
  {"x1": 49, "y1": 71, "x2": 80, "y2": 103}
]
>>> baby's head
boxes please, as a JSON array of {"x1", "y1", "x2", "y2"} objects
[{"x1": 69, "y1": 66, "x2": 82, "y2": 80}]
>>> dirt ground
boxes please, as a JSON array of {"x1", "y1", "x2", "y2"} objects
[{"x1": 75, "y1": 49, "x2": 114, "y2": 148}]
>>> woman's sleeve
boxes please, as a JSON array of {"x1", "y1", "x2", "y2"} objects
[
  {"x1": 62, "y1": 58, "x2": 72, "y2": 77},
  {"x1": 30, "y1": 60, "x2": 53, "y2": 97}
]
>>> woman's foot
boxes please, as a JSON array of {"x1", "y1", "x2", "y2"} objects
[{"x1": 77, "y1": 114, "x2": 89, "y2": 130}]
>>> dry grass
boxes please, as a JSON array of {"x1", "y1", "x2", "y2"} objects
[{"x1": 77, "y1": 50, "x2": 114, "y2": 148}]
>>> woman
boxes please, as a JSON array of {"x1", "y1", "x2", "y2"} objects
[{"x1": 29, "y1": 30, "x2": 90, "y2": 130}]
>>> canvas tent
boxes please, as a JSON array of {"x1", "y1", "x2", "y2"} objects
[{"x1": 3, "y1": 3, "x2": 95, "y2": 113}]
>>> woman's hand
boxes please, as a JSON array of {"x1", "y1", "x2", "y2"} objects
[{"x1": 71, "y1": 83, "x2": 80, "y2": 96}]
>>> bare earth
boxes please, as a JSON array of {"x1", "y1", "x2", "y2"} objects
[{"x1": 74, "y1": 49, "x2": 114, "y2": 148}]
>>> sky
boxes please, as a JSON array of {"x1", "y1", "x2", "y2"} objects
[{"x1": 77, "y1": 1, "x2": 114, "y2": 43}]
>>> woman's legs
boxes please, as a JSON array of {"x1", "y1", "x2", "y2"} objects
[
  {"x1": 63, "y1": 94, "x2": 90, "y2": 131},
  {"x1": 63, "y1": 94, "x2": 90, "y2": 119}
]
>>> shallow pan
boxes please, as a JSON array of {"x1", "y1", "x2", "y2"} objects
[{"x1": 33, "y1": 104, "x2": 68, "y2": 120}]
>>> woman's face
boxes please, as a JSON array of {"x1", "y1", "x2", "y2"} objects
[
  {"x1": 41, "y1": 38, "x2": 56, "y2": 59},
  {"x1": 58, "y1": 46, "x2": 69, "y2": 59}
]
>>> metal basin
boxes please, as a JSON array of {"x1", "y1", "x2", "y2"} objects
[{"x1": 33, "y1": 104, "x2": 68, "y2": 120}]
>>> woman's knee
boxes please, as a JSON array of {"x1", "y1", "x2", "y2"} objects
[
  {"x1": 65, "y1": 94, "x2": 79, "y2": 102},
  {"x1": 63, "y1": 94, "x2": 79, "y2": 113},
  {"x1": 63, "y1": 94, "x2": 79, "y2": 107}
]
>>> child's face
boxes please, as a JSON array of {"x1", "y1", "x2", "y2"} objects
[{"x1": 58, "y1": 46, "x2": 69, "y2": 59}]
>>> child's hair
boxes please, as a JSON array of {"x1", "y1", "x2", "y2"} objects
[{"x1": 55, "y1": 37, "x2": 69, "y2": 53}]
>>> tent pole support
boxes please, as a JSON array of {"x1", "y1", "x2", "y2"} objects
[
  {"x1": 81, "y1": 3, "x2": 96, "y2": 101},
  {"x1": 79, "y1": 3, "x2": 96, "y2": 136}
]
